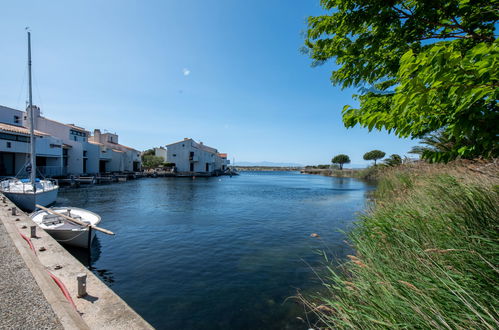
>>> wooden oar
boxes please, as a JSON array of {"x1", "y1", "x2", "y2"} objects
[{"x1": 35, "y1": 204, "x2": 115, "y2": 235}]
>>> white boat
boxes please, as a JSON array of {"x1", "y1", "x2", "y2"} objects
[
  {"x1": 0, "y1": 31, "x2": 59, "y2": 211},
  {"x1": 30, "y1": 207, "x2": 101, "y2": 249},
  {"x1": 1, "y1": 178, "x2": 59, "y2": 212}
]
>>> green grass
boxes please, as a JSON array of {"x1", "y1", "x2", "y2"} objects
[{"x1": 302, "y1": 164, "x2": 499, "y2": 329}]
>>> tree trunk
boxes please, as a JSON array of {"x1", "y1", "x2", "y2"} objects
[{"x1": 340, "y1": 163, "x2": 343, "y2": 170}]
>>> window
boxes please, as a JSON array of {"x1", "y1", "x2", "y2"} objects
[
  {"x1": 73, "y1": 136, "x2": 77, "y2": 141},
  {"x1": 172, "y1": 154, "x2": 176, "y2": 157},
  {"x1": 0, "y1": 132, "x2": 29, "y2": 143},
  {"x1": 6, "y1": 142, "x2": 11, "y2": 148},
  {"x1": 13, "y1": 116, "x2": 20, "y2": 124}
]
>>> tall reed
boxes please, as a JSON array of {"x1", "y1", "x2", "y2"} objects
[{"x1": 302, "y1": 163, "x2": 499, "y2": 329}]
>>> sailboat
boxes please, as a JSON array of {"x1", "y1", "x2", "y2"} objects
[{"x1": 0, "y1": 31, "x2": 59, "y2": 212}]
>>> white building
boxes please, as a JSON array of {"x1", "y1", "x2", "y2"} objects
[
  {"x1": 0, "y1": 105, "x2": 64, "y2": 177},
  {"x1": 165, "y1": 138, "x2": 229, "y2": 174},
  {"x1": 0, "y1": 104, "x2": 141, "y2": 177},
  {"x1": 88, "y1": 129, "x2": 141, "y2": 173},
  {"x1": 154, "y1": 147, "x2": 167, "y2": 162}
]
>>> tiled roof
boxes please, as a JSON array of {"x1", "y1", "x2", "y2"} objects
[
  {"x1": 88, "y1": 140, "x2": 104, "y2": 146},
  {"x1": 0, "y1": 122, "x2": 49, "y2": 137}
]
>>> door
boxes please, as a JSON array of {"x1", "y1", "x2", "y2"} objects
[
  {"x1": 0, "y1": 152, "x2": 15, "y2": 176},
  {"x1": 190, "y1": 163, "x2": 194, "y2": 172},
  {"x1": 99, "y1": 160, "x2": 107, "y2": 173},
  {"x1": 205, "y1": 163, "x2": 209, "y2": 172}
]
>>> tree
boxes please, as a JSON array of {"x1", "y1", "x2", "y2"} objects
[
  {"x1": 306, "y1": 1, "x2": 498, "y2": 162},
  {"x1": 363, "y1": 150, "x2": 386, "y2": 166},
  {"x1": 332, "y1": 154, "x2": 350, "y2": 170},
  {"x1": 409, "y1": 129, "x2": 457, "y2": 161},
  {"x1": 142, "y1": 155, "x2": 164, "y2": 169},
  {"x1": 383, "y1": 154, "x2": 403, "y2": 167}
]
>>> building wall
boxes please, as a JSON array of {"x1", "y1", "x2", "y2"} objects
[
  {"x1": 1, "y1": 105, "x2": 141, "y2": 176},
  {"x1": 154, "y1": 147, "x2": 167, "y2": 161},
  {"x1": 166, "y1": 139, "x2": 228, "y2": 173},
  {"x1": 0, "y1": 106, "x2": 24, "y2": 126}
]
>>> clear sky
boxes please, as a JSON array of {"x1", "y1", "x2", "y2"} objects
[{"x1": 0, "y1": 0, "x2": 417, "y2": 167}]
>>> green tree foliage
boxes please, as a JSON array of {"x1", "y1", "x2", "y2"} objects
[
  {"x1": 306, "y1": 0, "x2": 498, "y2": 162},
  {"x1": 332, "y1": 154, "x2": 351, "y2": 170},
  {"x1": 142, "y1": 155, "x2": 165, "y2": 169},
  {"x1": 363, "y1": 150, "x2": 386, "y2": 165},
  {"x1": 409, "y1": 129, "x2": 457, "y2": 159},
  {"x1": 383, "y1": 154, "x2": 403, "y2": 167}
]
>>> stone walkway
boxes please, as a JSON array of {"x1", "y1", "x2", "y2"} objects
[{"x1": 0, "y1": 220, "x2": 63, "y2": 329}]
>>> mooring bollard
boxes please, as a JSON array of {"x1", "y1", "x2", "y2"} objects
[
  {"x1": 30, "y1": 225, "x2": 36, "y2": 238},
  {"x1": 2, "y1": 196, "x2": 6, "y2": 203},
  {"x1": 11, "y1": 207, "x2": 17, "y2": 216},
  {"x1": 77, "y1": 273, "x2": 87, "y2": 297}
]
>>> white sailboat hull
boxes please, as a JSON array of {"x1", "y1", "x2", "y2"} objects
[{"x1": 3, "y1": 187, "x2": 59, "y2": 212}]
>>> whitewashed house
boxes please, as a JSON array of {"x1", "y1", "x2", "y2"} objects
[
  {"x1": 165, "y1": 138, "x2": 229, "y2": 174},
  {"x1": 0, "y1": 104, "x2": 141, "y2": 177},
  {"x1": 88, "y1": 129, "x2": 141, "y2": 173},
  {"x1": 0, "y1": 105, "x2": 64, "y2": 177}
]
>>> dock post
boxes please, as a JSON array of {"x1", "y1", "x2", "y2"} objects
[
  {"x1": 30, "y1": 225, "x2": 36, "y2": 238},
  {"x1": 11, "y1": 207, "x2": 17, "y2": 216},
  {"x1": 77, "y1": 273, "x2": 87, "y2": 297}
]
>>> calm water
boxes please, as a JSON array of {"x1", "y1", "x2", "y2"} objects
[{"x1": 56, "y1": 171, "x2": 373, "y2": 329}]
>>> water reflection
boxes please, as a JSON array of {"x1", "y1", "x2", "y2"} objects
[{"x1": 57, "y1": 172, "x2": 373, "y2": 329}]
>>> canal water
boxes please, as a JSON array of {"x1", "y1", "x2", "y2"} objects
[{"x1": 56, "y1": 171, "x2": 373, "y2": 329}]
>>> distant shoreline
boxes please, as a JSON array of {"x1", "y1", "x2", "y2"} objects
[{"x1": 234, "y1": 166, "x2": 302, "y2": 171}]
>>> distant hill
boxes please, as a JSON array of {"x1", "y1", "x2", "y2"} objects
[{"x1": 235, "y1": 161, "x2": 304, "y2": 168}]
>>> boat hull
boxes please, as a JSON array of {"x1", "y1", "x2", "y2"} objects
[
  {"x1": 30, "y1": 207, "x2": 101, "y2": 249},
  {"x1": 3, "y1": 187, "x2": 58, "y2": 212},
  {"x1": 44, "y1": 227, "x2": 96, "y2": 249}
]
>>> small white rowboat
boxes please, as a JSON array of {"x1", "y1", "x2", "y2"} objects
[{"x1": 30, "y1": 207, "x2": 101, "y2": 249}]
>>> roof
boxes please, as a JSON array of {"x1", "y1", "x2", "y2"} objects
[
  {"x1": 87, "y1": 140, "x2": 104, "y2": 146},
  {"x1": 112, "y1": 149, "x2": 125, "y2": 153},
  {"x1": 166, "y1": 138, "x2": 193, "y2": 147},
  {"x1": 0, "y1": 122, "x2": 49, "y2": 137},
  {"x1": 218, "y1": 153, "x2": 228, "y2": 158},
  {"x1": 42, "y1": 117, "x2": 89, "y2": 133}
]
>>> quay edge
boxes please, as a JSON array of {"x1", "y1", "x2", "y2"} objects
[{"x1": 0, "y1": 193, "x2": 154, "y2": 330}]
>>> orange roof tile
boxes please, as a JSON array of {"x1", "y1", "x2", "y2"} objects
[{"x1": 0, "y1": 122, "x2": 49, "y2": 137}]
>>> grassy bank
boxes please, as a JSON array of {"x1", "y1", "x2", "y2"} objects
[
  {"x1": 302, "y1": 161, "x2": 499, "y2": 329},
  {"x1": 301, "y1": 167, "x2": 379, "y2": 180}
]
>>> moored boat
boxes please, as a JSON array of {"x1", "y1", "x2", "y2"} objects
[
  {"x1": 1, "y1": 178, "x2": 58, "y2": 212},
  {"x1": 30, "y1": 207, "x2": 101, "y2": 249},
  {"x1": 0, "y1": 31, "x2": 59, "y2": 211}
]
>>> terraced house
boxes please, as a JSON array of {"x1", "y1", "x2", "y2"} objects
[{"x1": 0, "y1": 105, "x2": 141, "y2": 177}]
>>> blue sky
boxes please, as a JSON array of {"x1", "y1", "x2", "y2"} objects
[{"x1": 0, "y1": 1, "x2": 417, "y2": 166}]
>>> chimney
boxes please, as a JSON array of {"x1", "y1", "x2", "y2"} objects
[
  {"x1": 200, "y1": 141, "x2": 203, "y2": 145},
  {"x1": 94, "y1": 129, "x2": 101, "y2": 142}
]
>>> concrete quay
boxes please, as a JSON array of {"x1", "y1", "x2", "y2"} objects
[{"x1": 0, "y1": 194, "x2": 154, "y2": 329}]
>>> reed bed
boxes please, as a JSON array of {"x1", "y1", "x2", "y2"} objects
[{"x1": 301, "y1": 161, "x2": 499, "y2": 329}]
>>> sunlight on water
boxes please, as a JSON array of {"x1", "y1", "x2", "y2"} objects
[{"x1": 57, "y1": 171, "x2": 374, "y2": 329}]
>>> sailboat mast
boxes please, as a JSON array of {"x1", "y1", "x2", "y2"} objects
[{"x1": 27, "y1": 31, "x2": 36, "y2": 189}]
